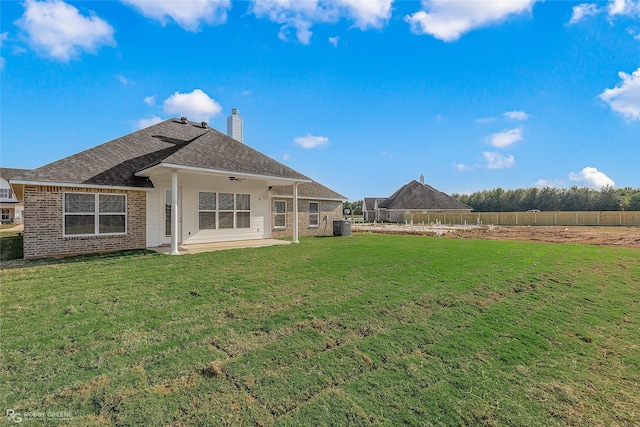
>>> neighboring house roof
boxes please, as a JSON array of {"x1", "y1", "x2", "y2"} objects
[
  {"x1": 269, "y1": 181, "x2": 347, "y2": 201},
  {"x1": 378, "y1": 180, "x2": 472, "y2": 211},
  {"x1": 363, "y1": 197, "x2": 385, "y2": 211},
  {"x1": 12, "y1": 118, "x2": 311, "y2": 189},
  {"x1": 0, "y1": 168, "x2": 31, "y2": 180}
]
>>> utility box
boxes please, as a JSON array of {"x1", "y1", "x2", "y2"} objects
[{"x1": 333, "y1": 220, "x2": 351, "y2": 236}]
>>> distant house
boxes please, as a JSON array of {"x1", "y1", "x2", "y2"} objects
[
  {"x1": 0, "y1": 168, "x2": 29, "y2": 224},
  {"x1": 9, "y1": 112, "x2": 346, "y2": 259},
  {"x1": 364, "y1": 175, "x2": 472, "y2": 223},
  {"x1": 362, "y1": 198, "x2": 385, "y2": 222}
]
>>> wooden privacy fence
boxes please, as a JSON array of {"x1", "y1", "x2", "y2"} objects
[{"x1": 405, "y1": 211, "x2": 640, "y2": 226}]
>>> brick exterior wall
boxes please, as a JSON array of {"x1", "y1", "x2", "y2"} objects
[
  {"x1": 271, "y1": 199, "x2": 343, "y2": 239},
  {"x1": 23, "y1": 186, "x2": 146, "y2": 259}
]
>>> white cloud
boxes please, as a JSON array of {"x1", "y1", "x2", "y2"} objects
[
  {"x1": 144, "y1": 95, "x2": 156, "y2": 106},
  {"x1": 136, "y1": 116, "x2": 163, "y2": 129},
  {"x1": 569, "y1": 167, "x2": 615, "y2": 189},
  {"x1": 117, "y1": 74, "x2": 129, "y2": 85},
  {"x1": 0, "y1": 32, "x2": 7, "y2": 70},
  {"x1": 163, "y1": 89, "x2": 222, "y2": 122},
  {"x1": 569, "y1": 3, "x2": 600, "y2": 23},
  {"x1": 15, "y1": 0, "x2": 115, "y2": 61},
  {"x1": 483, "y1": 151, "x2": 515, "y2": 169},
  {"x1": 503, "y1": 110, "x2": 529, "y2": 120},
  {"x1": 294, "y1": 134, "x2": 329, "y2": 149},
  {"x1": 405, "y1": 0, "x2": 537, "y2": 42},
  {"x1": 282, "y1": 152, "x2": 291, "y2": 161},
  {"x1": 568, "y1": 0, "x2": 640, "y2": 24},
  {"x1": 241, "y1": 90, "x2": 252, "y2": 96},
  {"x1": 250, "y1": 0, "x2": 392, "y2": 44},
  {"x1": 608, "y1": 0, "x2": 640, "y2": 17},
  {"x1": 476, "y1": 117, "x2": 495, "y2": 124},
  {"x1": 534, "y1": 178, "x2": 565, "y2": 188},
  {"x1": 599, "y1": 67, "x2": 640, "y2": 121},
  {"x1": 122, "y1": 0, "x2": 231, "y2": 31},
  {"x1": 454, "y1": 163, "x2": 473, "y2": 172},
  {"x1": 336, "y1": 0, "x2": 394, "y2": 29},
  {"x1": 328, "y1": 36, "x2": 340, "y2": 48},
  {"x1": 487, "y1": 126, "x2": 523, "y2": 148}
]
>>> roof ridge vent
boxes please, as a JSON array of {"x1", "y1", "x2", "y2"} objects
[{"x1": 180, "y1": 117, "x2": 188, "y2": 124}]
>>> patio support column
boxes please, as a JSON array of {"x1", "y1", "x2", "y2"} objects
[
  {"x1": 293, "y1": 182, "x2": 299, "y2": 243},
  {"x1": 170, "y1": 170, "x2": 179, "y2": 255}
]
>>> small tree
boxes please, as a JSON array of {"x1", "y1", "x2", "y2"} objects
[
  {"x1": 623, "y1": 193, "x2": 640, "y2": 211},
  {"x1": 344, "y1": 200, "x2": 363, "y2": 216}
]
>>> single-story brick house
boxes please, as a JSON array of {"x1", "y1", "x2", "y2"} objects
[
  {"x1": 363, "y1": 175, "x2": 472, "y2": 223},
  {"x1": 9, "y1": 114, "x2": 346, "y2": 259}
]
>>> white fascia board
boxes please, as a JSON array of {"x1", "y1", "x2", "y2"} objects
[
  {"x1": 136, "y1": 162, "x2": 312, "y2": 184},
  {"x1": 10, "y1": 180, "x2": 153, "y2": 192}
]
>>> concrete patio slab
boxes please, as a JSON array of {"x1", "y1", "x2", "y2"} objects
[{"x1": 149, "y1": 239, "x2": 291, "y2": 255}]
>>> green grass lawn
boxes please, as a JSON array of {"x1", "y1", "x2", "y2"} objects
[{"x1": 1, "y1": 234, "x2": 638, "y2": 426}]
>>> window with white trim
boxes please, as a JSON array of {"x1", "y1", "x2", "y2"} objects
[
  {"x1": 309, "y1": 202, "x2": 319, "y2": 227},
  {"x1": 274, "y1": 200, "x2": 286, "y2": 228},
  {"x1": 236, "y1": 193, "x2": 251, "y2": 228},
  {"x1": 198, "y1": 192, "x2": 216, "y2": 230},
  {"x1": 198, "y1": 192, "x2": 250, "y2": 230},
  {"x1": 219, "y1": 192, "x2": 234, "y2": 229},
  {"x1": 64, "y1": 193, "x2": 126, "y2": 236},
  {"x1": 0, "y1": 189, "x2": 12, "y2": 199}
]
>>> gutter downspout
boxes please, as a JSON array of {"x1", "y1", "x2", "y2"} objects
[
  {"x1": 293, "y1": 182, "x2": 299, "y2": 243},
  {"x1": 171, "y1": 170, "x2": 179, "y2": 255}
]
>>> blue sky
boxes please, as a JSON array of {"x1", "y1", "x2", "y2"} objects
[{"x1": 1, "y1": 0, "x2": 639, "y2": 201}]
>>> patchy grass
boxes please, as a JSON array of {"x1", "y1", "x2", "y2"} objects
[{"x1": 1, "y1": 234, "x2": 638, "y2": 426}]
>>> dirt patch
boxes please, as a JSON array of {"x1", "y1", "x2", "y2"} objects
[
  {"x1": 354, "y1": 225, "x2": 640, "y2": 248},
  {"x1": 445, "y1": 226, "x2": 640, "y2": 248}
]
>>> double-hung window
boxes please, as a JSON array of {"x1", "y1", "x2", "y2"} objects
[
  {"x1": 64, "y1": 193, "x2": 126, "y2": 236},
  {"x1": 0, "y1": 189, "x2": 12, "y2": 199},
  {"x1": 218, "y1": 193, "x2": 235, "y2": 229},
  {"x1": 198, "y1": 192, "x2": 216, "y2": 230},
  {"x1": 274, "y1": 200, "x2": 286, "y2": 228},
  {"x1": 309, "y1": 202, "x2": 319, "y2": 227},
  {"x1": 236, "y1": 194, "x2": 251, "y2": 228}
]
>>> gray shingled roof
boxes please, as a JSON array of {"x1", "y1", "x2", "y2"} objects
[
  {"x1": 0, "y1": 168, "x2": 31, "y2": 180},
  {"x1": 378, "y1": 180, "x2": 472, "y2": 211},
  {"x1": 363, "y1": 197, "x2": 385, "y2": 210},
  {"x1": 13, "y1": 118, "x2": 311, "y2": 188},
  {"x1": 269, "y1": 181, "x2": 347, "y2": 201}
]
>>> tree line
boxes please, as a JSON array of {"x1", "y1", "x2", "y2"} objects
[{"x1": 450, "y1": 186, "x2": 640, "y2": 212}]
